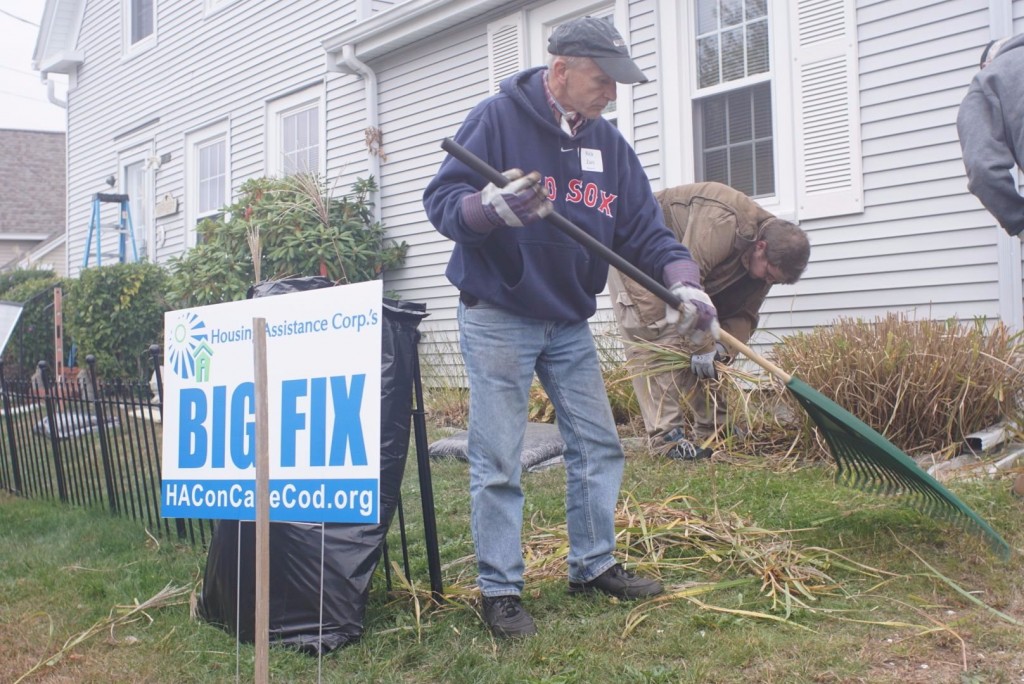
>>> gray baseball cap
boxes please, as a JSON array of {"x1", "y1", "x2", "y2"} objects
[{"x1": 547, "y1": 16, "x2": 648, "y2": 84}]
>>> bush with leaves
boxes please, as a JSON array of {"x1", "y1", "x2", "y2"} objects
[
  {"x1": 63, "y1": 263, "x2": 169, "y2": 380},
  {"x1": 166, "y1": 175, "x2": 408, "y2": 307},
  {"x1": 0, "y1": 269, "x2": 60, "y2": 298},
  {"x1": 0, "y1": 271, "x2": 62, "y2": 379}
]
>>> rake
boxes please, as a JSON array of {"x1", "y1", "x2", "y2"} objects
[{"x1": 440, "y1": 137, "x2": 1011, "y2": 559}]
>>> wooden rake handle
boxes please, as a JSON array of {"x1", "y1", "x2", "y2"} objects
[{"x1": 439, "y1": 137, "x2": 792, "y2": 384}]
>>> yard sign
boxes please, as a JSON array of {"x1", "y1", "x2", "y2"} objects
[{"x1": 160, "y1": 281, "x2": 383, "y2": 523}]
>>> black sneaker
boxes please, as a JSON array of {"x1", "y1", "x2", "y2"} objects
[
  {"x1": 481, "y1": 595, "x2": 537, "y2": 638},
  {"x1": 568, "y1": 563, "x2": 664, "y2": 600},
  {"x1": 666, "y1": 439, "x2": 712, "y2": 461}
]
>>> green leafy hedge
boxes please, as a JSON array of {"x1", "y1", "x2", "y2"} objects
[
  {"x1": 0, "y1": 270, "x2": 61, "y2": 379},
  {"x1": 63, "y1": 263, "x2": 169, "y2": 380},
  {"x1": 166, "y1": 175, "x2": 408, "y2": 308}
]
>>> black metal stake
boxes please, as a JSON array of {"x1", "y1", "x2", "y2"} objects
[
  {"x1": 87, "y1": 356, "x2": 118, "y2": 513},
  {"x1": 411, "y1": 343, "x2": 444, "y2": 600},
  {"x1": 39, "y1": 361, "x2": 67, "y2": 503},
  {"x1": 0, "y1": 361, "x2": 23, "y2": 494}
]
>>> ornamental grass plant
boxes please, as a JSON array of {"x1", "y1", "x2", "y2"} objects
[
  {"x1": 770, "y1": 313, "x2": 1024, "y2": 458},
  {"x1": 623, "y1": 313, "x2": 1024, "y2": 464}
]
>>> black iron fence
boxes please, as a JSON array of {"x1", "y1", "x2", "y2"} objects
[
  {"x1": 0, "y1": 348, "x2": 215, "y2": 545},
  {"x1": 0, "y1": 339, "x2": 443, "y2": 598}
]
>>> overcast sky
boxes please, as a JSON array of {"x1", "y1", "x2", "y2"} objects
[{"x1": 0, "y1": 0, "x2": 66, "y2": 132}]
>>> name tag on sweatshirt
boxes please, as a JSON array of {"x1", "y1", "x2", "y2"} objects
[{"x1": 581, "y1": 148, "x2": 603, "y2": 173}]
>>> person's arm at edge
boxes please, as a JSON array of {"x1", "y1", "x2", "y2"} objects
[{"x1": 957, "y1": 82, "x2": 1024, "y2": 237}]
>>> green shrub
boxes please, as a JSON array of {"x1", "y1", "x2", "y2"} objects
[
  {"x1": 166, "y1": 175, "x2": 408, "y2": 307},
  {"x1": 63, "y1": 263, "x2": 169, "y2": 380},
  {"x1": 771, "y1": 313, "x2": 1024, "y2": 456},
  {"x1": 0, "y1": 269, "x2": 59, "y2": 298},
  {"x1": 0, "y1": 272, "x2": 62, "y2": 378}
]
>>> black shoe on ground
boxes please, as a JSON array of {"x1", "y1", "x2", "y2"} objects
[
  {"x1": 661, "y1": 428, "x2": 713, "y2": 461},
  {"x1": 481, "y1": 594, "x2": 537, "y2": 638},
  {"x1": 666, "y1": 438, "x2": 712, "y2": 461},
  {"x1": 568, "y1": 563, "x2": 664, "y2": 600}
]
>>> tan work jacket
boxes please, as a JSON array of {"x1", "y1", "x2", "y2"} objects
[{"x1": 615, "y1": 182, "x2": 775, "y2": 348}]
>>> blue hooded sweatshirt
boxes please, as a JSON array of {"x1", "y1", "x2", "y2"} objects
[{"x1": 423, "y1": 66, "x2": 695, "y2": 322}]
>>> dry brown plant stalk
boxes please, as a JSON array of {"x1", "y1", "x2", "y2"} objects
[
  {"x1": 772, "y1": 314, "x2": 1024, "y2": 456},
  {"x1": 439, "y1": 492, "x2": 883, "y2": 615},
  {"x1": 15, "y1": 583, "x2": 192, "y2": 684}
]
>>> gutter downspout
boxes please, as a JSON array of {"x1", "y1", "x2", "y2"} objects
[
  {"x1": 334, "y1": 45, "x2": 382, "y2": 227},
  {"x1": 988, "y1": 0, "x2": 1022, "y2": 330},
  {"x1": 42, "y1": 74, "x2": 67, "y2": 108},
  {"x1": 40, "y1": 71, "x2": 70, "y2": 277}
]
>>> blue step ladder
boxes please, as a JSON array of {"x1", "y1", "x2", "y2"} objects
[{"x1": 83, "y1": 193, "x2": 139, "y2": 267}]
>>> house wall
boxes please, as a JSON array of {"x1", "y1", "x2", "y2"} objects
[
  {"x1": 760, "y1": 0, "x2": 1008, "y2": 340},
  {"x1": 57, "y1": 0, "x2": 1024, "y2": 373},
  {"x1": 32, "y1": 244, "x2": 67, "y2": 273},
  {"x1": 0, "y1": 241, "x2": 44, "y2": 266},
  {"x1": 357, "y1": 0, "x2": 1024, "y2": 372},
  {"x1": 65, "y1": 1, "x2": 365, "y2": 273}
]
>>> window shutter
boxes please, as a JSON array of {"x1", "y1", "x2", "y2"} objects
[
  {"x1": 487, "y1": 14, "x2": 525, "y2": 94},
  {"x1": 792, "y1": 0, "x2": 863, "y2": 219}
]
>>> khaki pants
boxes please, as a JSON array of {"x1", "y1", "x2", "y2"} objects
[{"x1": 607, "y1": 270, "x2": 726, "y2": 442}]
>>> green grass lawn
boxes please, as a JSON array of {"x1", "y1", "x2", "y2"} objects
[{"x1": 1, "y1": 449, "x2": 1022, "y2": 683}]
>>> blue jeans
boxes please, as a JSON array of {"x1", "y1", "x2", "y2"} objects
[{"x1": 458, "y1": 300, "x2": 624, "y2": 597}]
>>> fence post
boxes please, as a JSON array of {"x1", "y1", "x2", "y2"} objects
[
  {"x1": 150, "y1": 345, "x2": 164, "y2": 406},
  {"x1": 87, "y1": 355, "x2": 118, "y2": 513},
  {"x1": 0, "y1": 360, "x2": 23, "y2": 494},
  {"x1": 411, "y1": 345, "x2": 444, "y2": 600},
  {"x1": 39, "y1": 361, "x2": 68, "y2": 503},
  {"x1": 151, "y1": 344, "x2": 185, "y2": 539}
]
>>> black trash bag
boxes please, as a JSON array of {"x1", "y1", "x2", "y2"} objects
[
  {"x1": 199, "y1": 278, "x2": 428, "y2": 655},
  {"x1": 245, "y1": 275, "x2": 335, "y2": 299}
]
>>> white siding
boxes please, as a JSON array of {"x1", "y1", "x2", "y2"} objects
[
  {"x1": 628, "y1": 0, "x2": 661, "y2": 184},
  {"x1": 372, "y1": 26, "x2": 491, "y2": 380},
  {"x1": 759, "y1": 0, "x2": 998, "y2": 341},
  {"x1": 65, "y1": 1, "x2": 361, "y2": 274},
  {"x1": 58, "y1": 0, "x2": 1024, "y2": 377}
]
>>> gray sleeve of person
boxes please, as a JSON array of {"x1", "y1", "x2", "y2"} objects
[{"x1": 956, "y1": 35, "x2": 1024, "y2": 237}]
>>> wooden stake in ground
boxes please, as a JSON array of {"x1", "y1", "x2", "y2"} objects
[{"x1": 252, "y1": 318, "x2": 270, "y2": 684}]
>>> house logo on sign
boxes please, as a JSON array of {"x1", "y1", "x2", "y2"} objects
[{"x1": 166, "y1": 311, "x2": 212, "y2": 381}]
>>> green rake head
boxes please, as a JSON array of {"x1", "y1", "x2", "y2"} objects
[{"x1": 786, "y1": 377, "x2": 1011, "y2": 559}]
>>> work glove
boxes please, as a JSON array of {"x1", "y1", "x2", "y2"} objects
[
  {"x1": 690, "y1": 342, "x2": 730, "y2": 380},
  {"x1": 479, "y1": 169, "x2": 552, "y2": 228},
  {"x1": 664, "y1": 284, "x2": 719, "y2": 347}
]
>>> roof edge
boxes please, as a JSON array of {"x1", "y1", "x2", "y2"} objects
[{"x1": 323, "y1": 0, "x2": 515, "y2": 63}]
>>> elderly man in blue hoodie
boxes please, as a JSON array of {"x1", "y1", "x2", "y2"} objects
[
  {"x1": 957, "y1": 34, "x2": 1024, "y2": 239},
  {"x1": 423, "y1": 17, "x2": 718, "y2": 638}
]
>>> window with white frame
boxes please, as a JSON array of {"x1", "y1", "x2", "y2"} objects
[
  {"x1": 186, "y1": 121, "x2": 230, "y2": 247},
  {"x1": 267, "y1": 86, "x2": 325, "y2": 177},
  {"x1": 123, "y1": 0, "x2": 155, "y2": 52},
  {"x1": 692, "y1": 0, "x2": 773, "y2": 198},
  {"x1": 670, "y1": 0, "x2": 862, "y2": 219}
]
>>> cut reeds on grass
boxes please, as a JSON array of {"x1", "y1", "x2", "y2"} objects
[{"x1": 442, "y1": 493, "x2": 878, "y2": 613}]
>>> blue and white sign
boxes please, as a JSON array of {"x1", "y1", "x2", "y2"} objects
[{"x1": 160, "y1": 280, "x2": 383, "y2": 524}]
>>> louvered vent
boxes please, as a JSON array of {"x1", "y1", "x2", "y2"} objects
[{"x1": 487, "y1": 17, "x2": 524, "y2": 94}]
